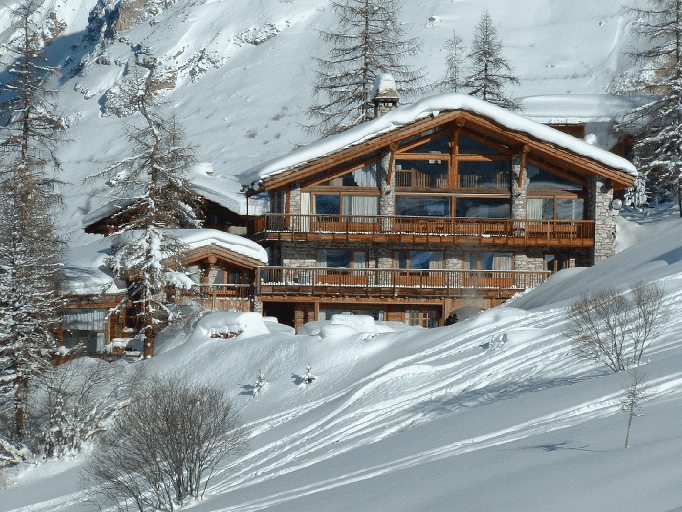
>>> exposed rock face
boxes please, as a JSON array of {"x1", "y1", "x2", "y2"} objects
[{"x1": 113, "y1": 0, "x2": 149, "y2": 34}]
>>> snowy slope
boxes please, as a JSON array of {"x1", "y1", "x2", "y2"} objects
[
  {"x1": 3, "y1": 208, "x2": 682, "y2": 512},
  {"x1": 0, "y1": 0, "x2": 648, "y2": 245}
]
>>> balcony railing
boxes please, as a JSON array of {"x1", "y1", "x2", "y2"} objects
[
  {"x1": 249, "y1": 214, "x2": 594, "y2": 246},
  {"x1": 256, "y1": 267, "x2": 551, "y2": 299},
  {"x1": 176, "y1": 284, "x2": 252, "y2": 311}
]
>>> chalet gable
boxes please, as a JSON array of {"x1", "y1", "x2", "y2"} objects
[{"x1": 241, "y1": 94, "x2": 636, "y2": 195}]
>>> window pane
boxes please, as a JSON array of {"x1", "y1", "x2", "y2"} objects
[
  {"x1": 318, "y1": 249, "x2": 352, "y2": 267},
  {"x1": 545, "y1": 254, "x2": 568, "y2": 272},
  {"x1": 556, "y1": 198, "x2": 584, "y2": 220},
  {"x1": 344, "y1": 195, "x2": 379, "y2": 216},
  {"x1": 395, "y1": 159, "x2": 448, "y2": 188},
  {"x1": 352, "y1": 251, "x2": 367, "y2": 268},
  {"x1": 458, "y1": 135, "x2": 505, "y2": 155},
  {"x1": 315, "y1": 195, "x2": 340, "y2": 214},
  {"x1": 458, "y1": 160, "x2": 510, "y2": 189},
  {"x1": 492, "y1": 253, "x2": 513, "y2": 271},
  {"x1": 395, "y1": 251, "x2": 408, "y2": 269},
  {"x1": 456, "y1": 198, "x2": 510, "y2": 218},
  {"x1": 463, "y1": 253, "x2": 476, "y2": 270},
  {"x1": 409, "y1": 251, "x2": 443, "y2": 270},
  {"x1": 527, "y1": 198, "x2": 554, "y2": 220},
  {"x1": 404, "y1": 134, "x2": 450, "y2": 154},
  {"x1": 396, "y1": 196, "x2": 450, "y2": 217},
  {"x1": 527, "y1": 165, "x2": 583, "y2": 191},
  {"x1": 63, "y1": 309, "x2": 106, "y2": 330}
]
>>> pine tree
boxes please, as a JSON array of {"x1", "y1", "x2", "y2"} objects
[
  {"x1": 617, "y1": 0, "x2": 682, "y2": 215},
  {"x1": 91, "y1": 63, "x2": 203, "y2": 358},
  {"x1": 465, "y1": 11, "x2": 520, "y2": 110},
  {"x1": 308, "y1": 0, "x2": 424, "y2": 136},
  {"x1": 0, "y1": 0, "x2": 65, "y2": 454},
  {"x1": 437, "y1": 30, "x2": 468, "y2": 93}
]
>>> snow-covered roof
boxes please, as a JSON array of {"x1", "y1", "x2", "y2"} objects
[
  {"x1": 240, "y1": 93, "x2": 637, "y2": 188},
  {"x1": 371, "y1": 73, "x2": 398, "y2": 100},
  {"x1": 517, "y1": 94, "x2": 643, "y2": 124},
  {"x1": 64, "y1": 229, "x2": 267, "y2": 296}
]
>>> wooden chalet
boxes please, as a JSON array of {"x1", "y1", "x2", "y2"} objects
[
  {"x1": 60, "y1": 230, "x2": 267, "y2": 356},
  {"x1": 242, "y1": 89, "x2": 637, "y2": 330}
]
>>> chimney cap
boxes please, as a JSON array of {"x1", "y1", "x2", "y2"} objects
[{"x1": 371, "y1": 73, "x2": 399, "y2": 102}]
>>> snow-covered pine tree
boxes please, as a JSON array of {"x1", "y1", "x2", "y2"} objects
[
  {"x1": 91, "y1": 63, "x2": 203, "y2": 358},
  {"x1": 308, "y1": 0, "x2": 424, "y2": 136},
  {"x1": 0, "y1": 0, "x2": 66, "y2": 456},
  {"x1": 617, "y1": 0, "x2": 682, "y2": 215},
  {"x1": 437, "y1": 30, "x2": 468, "y2": 93},
  {"x1": 465, "y1": 11, "x2": 520, "y2": 110}
]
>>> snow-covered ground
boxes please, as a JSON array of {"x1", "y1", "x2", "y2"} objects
[{"x1": 2, "y1": 206, "x2": 682, "y2": 511}]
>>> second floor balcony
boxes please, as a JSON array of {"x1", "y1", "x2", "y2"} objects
[{"x1": 248, "y1": 214, "x2": 595, "y2": 248}]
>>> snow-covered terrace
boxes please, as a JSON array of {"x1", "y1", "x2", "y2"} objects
[{"x1": 240, "y1": 93, "x2": 638, "y2": 189}]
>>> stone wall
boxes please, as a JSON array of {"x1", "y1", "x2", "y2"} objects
[
  {"x1": 511, "y1": 154, "x2": 528, "y2": 220},
  {"x1": 588, "y1": 175, "x2": 616, "y2": 265}
]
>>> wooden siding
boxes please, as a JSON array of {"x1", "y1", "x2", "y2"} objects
[{"x1": 249, "y1": 214, "x2": 595, "y2": 248}]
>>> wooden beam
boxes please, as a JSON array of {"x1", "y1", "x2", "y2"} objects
[
  {"x1": 301, "y1": 153, "x2": 382, "y2": 189},
  {"x1": 518, "y1": 144, "x2": 529, "y2": 187}
]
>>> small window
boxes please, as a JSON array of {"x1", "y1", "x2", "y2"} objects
[
  {"x1": 545, "y1": 254, "x2": 569, "y2": 272},
  {"x1": 405, "y1": 310, "x2": 438, "y2": 328}
]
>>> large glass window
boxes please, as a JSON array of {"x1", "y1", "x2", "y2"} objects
[
  {"x1": 527, "y1": 165, "x2": 583, "y2": 191},
  {"x1": 319, "y1": 162, "x2": 379, "y2": 187},
  {"x1": 458, "y1": 135, "x2": 505, "y2": 155},
  {"x1": 315, "y1": 194, "x2": 340, "y2": 215},
  {"x1": 395, "y1": 251, "x2": 443, "y2": 269},
  {"x1": 314, "y1": 194, "x2": 378, "y2": 216},
  {"x1": 458, "y1": 160, "x2": 510, "y2": 189},
  {"x1": 317, "y1": 249, "x2": 367, "y2": 268},
  {"x1": 395, "y1": 159, "x2": 448, "y2": 189},
  {"x1": 464, "y1": 252, "x2": 513, "y2": 271},
  {"x1": 396, "y1": 196, "x2": 450, "y2": 217},
  {"x1": 456, "y1": 197, "x2": 509, "y2": 218},
  {"x1": 528, "y1": 197, "x2": 584, "y2": 220},
  {"x1": 404, "y1": 134, "x2": 449, "y2": 154},
  {"x1": 556, "y1": 198, "x2": 584, "y2": 220}
]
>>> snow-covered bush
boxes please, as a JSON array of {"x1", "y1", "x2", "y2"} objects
[{"x1": 302, "y1": 363, "x2": 315, "y2": 386}]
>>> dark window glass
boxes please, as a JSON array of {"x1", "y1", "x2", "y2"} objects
[
  {"x1": 527, "y1": 165, "x2": 583, "y2": 191},
  {"x1": 556, "y1": 198, "x2": 584, "y2": 220},
  {"x1": 318, "y1": 249, "x2": 352, "y2": 268},
  {"x1": 545, "y1": 254, "x2": 568, "y2": 272},
  {"x1": 456, "y1": 198, "x2": 510, "y2": 218},
  {"x1": 458, "y1": 135, "x2": 505, "y2": 155},
  {"x1": 396, "y1": 196, "x2": 450, "y2": 217},
  {"x1": 458, "y1": 160, "x2": 510, "y2": 189},
  {"x1": 315, "y1": 194, "x2": 340, "y2": 215},
  {"x1": 405, "y1": 135, "x2": 449, "y2": 154},
  {"x1": 319, "y1": 162, "x2": 379, "y2": 187}
]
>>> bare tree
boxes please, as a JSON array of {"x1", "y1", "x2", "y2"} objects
[
  {"x1": 0, "y1": 0, "x2": 65, "y2": 456},
  {"x1": 83, "y1": 375, "x2": 249, "y2": 511},
  {"x1": 465, "y1": 11, "x2": 520, "y2": 110},
  {"x1": 308, "y1": 0, "x2": 424, "y2": 136},
  {"x1": 620, "y1": 368, "x2": 655, "y2": 448},
  {"x1": 565, "y1": 282, "x2": 665, "y2": 372},
  {"x1": 90, "y1": 63, "x2": 203, "y2": 358},
  {"x1": 437, "y1": 30, "x2": 468, "y2": 93}
]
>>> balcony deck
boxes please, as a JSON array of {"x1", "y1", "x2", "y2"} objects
[
  {"x1": 256, "y1": 267, "x2": 551, "y2": 301},
  {"x1": 249, "y1": 214, "x2": 594, "y2": 247}
]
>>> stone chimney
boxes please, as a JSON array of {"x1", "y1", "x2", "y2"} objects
[{"x1": 371, "y1": 73, "x2": 399, "y2": 118}]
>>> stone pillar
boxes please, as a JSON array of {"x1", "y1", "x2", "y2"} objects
[
  {"x1": 379, "y1": 152, "x2": 395, "y2": 216},
  {"x1": 288, "y1": 183, "x2": 301, "y2": 213},
  {"x1": 510, "y1": 154, "x2": 528, "y2": 220},
  {"x1": 588, "y1": 175, "x2": 616, "y2": 265}
]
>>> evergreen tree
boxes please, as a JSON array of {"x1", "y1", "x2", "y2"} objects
[
  {"x1": 0, "y1": 0, "x2": 65, "y2": 456},
  {"x1": 308, "y1": 0, "x2": 424, "y2": 136},
  {"x1": 437, "y1": 30, "x2": 468, "y2": 93},
  {"x1": 465, "y1": 11, "x2": 520, "y2": 110},
  {"x1": 617, "y1": 0, "x2": 682, "y2": 215},
  {"x1": 92, "y1": 63, "x2": 202, "y2": 358}
]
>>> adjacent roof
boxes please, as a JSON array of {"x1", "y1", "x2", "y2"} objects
[
  {"x1": 240, "y1": 93, "x2": 637, "y2": 191},
  {"x1": 517, "y1": 94, "x2": 642, "y2": 124}
]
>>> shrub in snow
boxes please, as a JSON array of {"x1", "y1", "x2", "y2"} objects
[
  {"x1": 254, "y1": 370, "x2": 266, "y2": 394},
  {"x1": 302, "y1": 364, "x2": 315, "y2": 386},
  {"x1": 83, "y1": 375, "x2": 249, "y2": 511},
  {"x1": 565, "y1": 281, "x2": 665, "y2": 372},
  {"x1": 620, "y1": 368, "x2": 656, "y2": 448}
]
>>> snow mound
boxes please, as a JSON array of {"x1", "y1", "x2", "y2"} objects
[{"x1": 194, "y1": 311, "x2": 270, "y2": 339}]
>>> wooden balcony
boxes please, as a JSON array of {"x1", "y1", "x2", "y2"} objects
[
  {"x1": 256, "y1": 267, "x2": 551, "y2": 300},
  {"x1": 248, "y1": 214, "x2": 594, "y2": 248},
  {"x1": 176, "y1": 284, "x2": 253, "y2": 311}
]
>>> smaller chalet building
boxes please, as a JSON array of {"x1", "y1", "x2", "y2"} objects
[
  {"x1": 241, "y1": 93, "x2": 636, "y2": 330},
  {"x1": 61, "y1": 230, "x2": 267, "y2": 355}
]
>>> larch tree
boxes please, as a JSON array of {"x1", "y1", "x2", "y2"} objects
[
  {"x1": 465, "y1": 11, "x2": 520, "y2": 110},
  {"x1": 92, "y1": 63, "x2": 203, "y2": 359},
  {"x1": 617, "y1": 0, "x2": 682, "y2": 215},
  {"x1": 0, "y1": 0, "x2": 65, "y2": 459},
  {"x1": 308, "y1": 0, "x2": 424, "y2": 136},
  {"x1": 437, "y1": 30, "x2": 468, "y2": 93}
]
